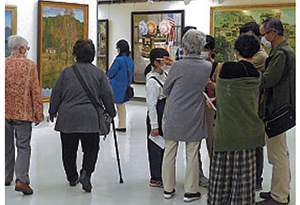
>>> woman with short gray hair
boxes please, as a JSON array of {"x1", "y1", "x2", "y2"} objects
[{"x1": 162, "y1": 29, "x2": 212, "y2": 202}]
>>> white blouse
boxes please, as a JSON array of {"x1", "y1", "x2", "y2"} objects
[{"x1": 145, "y1": 71, "x2": 168, "y2": 129}]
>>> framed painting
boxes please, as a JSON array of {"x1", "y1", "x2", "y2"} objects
[
  {"x1": 210, "y1": 3, "x2": 295, "y2": 62},
  {"x1": 5, "y1": 6, "x2": 17, "y2": 57},
  {"x1": 38, "y1": 1, "x2": 88, "y2": 101},
  {"x1": 97, "y1": 19, "x2": 109, "y2": 72},
  {"x1": 131, "y1": 10, "x2": 185, "y2": 83}
]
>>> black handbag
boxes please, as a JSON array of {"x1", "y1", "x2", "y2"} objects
[
  {"x1": 263, "y1": 103, "x2": 295, "y2": 138},
  {"x1": 72, "y1": 65, "x2": 112, "y2": 136},
  {"x1": 124, "y1": 57, "x2": 134, "y2": 98},
  {"x1": 262, "y1": 49, "x2": 295, "y2": 138}
]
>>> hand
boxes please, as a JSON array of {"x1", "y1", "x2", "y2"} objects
[
  {"x1": 206, "y1": 97, "x2": 216, "y2": 109},
  {"x1": 156, "y1": 56, "x2": 174, "y2": 66},
  {"x1": 49, "y1": 114, "x2": 57, "y2": 122},
  {"x1": 206, "y1": 80, "x2": 216, "y2": 89},
  {"x1": 151, "y1": 129, "x2": 159, "y2": 136}
]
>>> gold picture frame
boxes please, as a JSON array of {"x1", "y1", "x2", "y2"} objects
[
  {"x1": 38, "y1": 1, "x2": 89, "y2": 101},
  {"x1": 210, "y1": 3, "x2": 295, "y2": 62},
  {"x1": 5, "y1": 5, "x2": 17, "y2": 57}
]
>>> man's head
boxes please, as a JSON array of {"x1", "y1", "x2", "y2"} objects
[
  {"x1": 240, "y1": 22, "x2": 260, "y2": 37},
  {"x1": 259, "y1": 17, "x2": 284, "y2": 48}
]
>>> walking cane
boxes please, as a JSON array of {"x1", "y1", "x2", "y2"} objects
[{"x1": 112, "y1": 119, "x2": 124, "y2": 183}]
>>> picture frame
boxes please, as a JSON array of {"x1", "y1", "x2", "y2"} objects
[
  {"x1": 5, "y1": 5, "x2": 17, "y2": 57},
  {"x1": 38, "y1": 1, "x2": 88, "y2": 101},
  {"x1": 210, "y1": 3, "x2": 295, "y2": 63},
  {"x1": 97, "y1": 19, "x2": 109, "y2": 72},
  {"x1": 131, "y1": 10, "x2": 185, "y2": 83}
]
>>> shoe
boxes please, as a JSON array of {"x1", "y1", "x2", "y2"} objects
[
  {"x1": 256, "y1": 198, "x2": 288, "y2": 205},
  {"x1": 15, "y1": 180, "x2": 33, "y2": 195},
  {"x1": 164, "y1": 189, "x2": 175, "y2": 199},
  {"x1": 5, "y1": 181, "x2": 11, "y2": 186},
  {"x1": 149, "y1": 179, "x2": 163, "y2": 188},
  {"x1": 69, "y1": 179, "x2": 79, "y2": 187},
  {"x1": 259, "y1": 192, "x2": 290, "y2": 203},
  {"x1": 183, "y1": 192, "x2": 201, "y2": 202},
  {"x1": 79, "y1": 170, "x2": 92, "y2": 192},
  {"x1": 199, "y1": 176, "x2": 209, "y2": 187},
  {"x1": 116, "y1": 128, "x2": 126, "y2": 132}
]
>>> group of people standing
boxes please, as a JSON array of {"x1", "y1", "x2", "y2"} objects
[
  {"x1": 5, "y1": 16, "x2": 294, "y2": 205},
  {"x1": 145, "y1": 17, "x2": 294, "y2": 205}
]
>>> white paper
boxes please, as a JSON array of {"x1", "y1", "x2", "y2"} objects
[
  {"x1": 149, "y1": 135, "x2": 165, "y2": 149},
  {"x1": 203, "y1": 92, "x2": 217, "y2": 112}
]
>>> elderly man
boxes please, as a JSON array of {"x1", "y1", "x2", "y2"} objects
[{"x1": 5, "y1": 35, "x2": 44, "y2": 195}]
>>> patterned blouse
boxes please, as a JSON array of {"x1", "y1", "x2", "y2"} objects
[{"x1": 5, "y1": 53, "x2": 44, "y2": 123}]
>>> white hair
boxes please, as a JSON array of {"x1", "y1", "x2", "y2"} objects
[
  {"x1": 7, "y1": 35, "x2": 29, "y2": 53},
  {"x1": 182, "y1": 29, "x2": 206, "y2": 55}
]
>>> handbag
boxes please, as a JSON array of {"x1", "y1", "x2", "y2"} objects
[
  {"x1": 124, "y1": 57, "x2": 134, "y2": 98},
  {"x1": 72, "y1": 65, "x2": 112, "y2": 136},
  {"x1": 263, "y1": 104, "x2": 295, "y2": 138},
  {"x1": 262, "y1": 49, "x2": 295, "y2": 138}
]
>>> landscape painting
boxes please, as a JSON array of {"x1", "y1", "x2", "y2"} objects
[
  {"x1": 38, "y1": 1, "x2": 88, "y2": 100},
  {"x1": 5, "y1": 6, "x2": 17, "y2": 57},
  {"x1": 210, "y1": 3, "x2": 295, "y2": 62}
]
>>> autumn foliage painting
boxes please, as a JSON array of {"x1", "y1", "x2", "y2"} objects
[{"x1": 38, "y1": 1, "x2": 88, "y2": 99}]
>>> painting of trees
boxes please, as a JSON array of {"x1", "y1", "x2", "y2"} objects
[{"x1": 38, "y1": 2, "x2": 88, "y2": 99}]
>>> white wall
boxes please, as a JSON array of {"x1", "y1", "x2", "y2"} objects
[
  {"x1": 5, "y1": 0, "x2": 98, "y2": 64},
  {"x1": 99, "y1": 0, "x2": 296, "y2": 67}
]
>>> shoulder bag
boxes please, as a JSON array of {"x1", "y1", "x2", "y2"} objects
[
  {"x1": 262, "y1": 49, "x2": 295, "y2": 138},
  {"x1": 72, "y1": 65, "x2": 112, "y2": 136},
  {"x1": 123, "y1": 57, "x2": 134, "y2": 98}
]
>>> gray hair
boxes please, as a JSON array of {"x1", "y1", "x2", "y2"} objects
[
  {"x1": 182, "y1": 29, "x2": 206, "y2": 55},
  {"x1": 7, "y1": 35, "x2": 29, "y2": 53}
]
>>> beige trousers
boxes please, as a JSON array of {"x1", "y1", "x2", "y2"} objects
[
  {"x1": 116, "y1": 103, "x2": 126, "y2": 129},
  {"x1": 266, "y1": 132, "x2": 291, "y2": 203},
  {"x1": 162, "y1": 140, "x2": 200, "y2": 194}
]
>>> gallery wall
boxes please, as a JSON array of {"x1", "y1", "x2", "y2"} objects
[
  {"x1": 98, "y1": 0, "x2": 296, "y2": 68},
  {"x1": 4, "y1": 0, "x2": 98, "y2": 64}
]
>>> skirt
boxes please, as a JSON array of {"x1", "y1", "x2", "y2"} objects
[{"x1": 207, "y1": 149, "x2": 256, "y2": 205}]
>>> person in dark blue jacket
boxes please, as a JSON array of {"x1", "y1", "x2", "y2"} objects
[{"x1": 107, "y1": 39, "x2": 134, "y2": 132}]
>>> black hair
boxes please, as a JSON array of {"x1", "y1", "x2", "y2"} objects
[
  {"x1": 116, "y1": 39, "x2": 131, "y2": 56},
  {"x1": 144, "y1": 48, "x2": 170, "y2": 77},
  {"x1": 240, "y1": 22, "x2": 260, "y2": 37},
  {"x1": 72, "y1": 39, "x2": 95, "y2": 63},
  {"x1": 182, "y1": 26, "x2": 197, "y2": 39},
  {"x1": 204, "y1": 35, "x2": 216, "y2": 59},
  {"x1": 261, "y1": 17, "x2": 284, "y2": 36},
  {"x1": 234, "y1": 33, "x2": 260, "y2": 58}
]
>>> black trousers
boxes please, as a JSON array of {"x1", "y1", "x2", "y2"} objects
[
  {"x1": 256, "y1": 146, "x2": 264, "y2": 184},
  {"x1": 60, "y1": 132, "x2": 99, "y2": 182},
  {"x1": 146, "y1": 99, "x2": 165, "y2": 181}
]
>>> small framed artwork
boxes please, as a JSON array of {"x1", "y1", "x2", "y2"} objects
[
  {"x1": 5, "y1": 6, "x2": 17, "y2": 57},
  {"x1": 38, "y1": 1, "x2": 88, "y2": 101},
  {"x1": 210, "y1": 3, "x2": 295, "y2": 62},
  {"x1": 97, "y1": 19, "x2": 109, "y2": 72},
  {"x1": 131, "y1": 10, "x2": 185, "y2": 83}
]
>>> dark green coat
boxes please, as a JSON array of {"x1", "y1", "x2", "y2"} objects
[{"x1": 259, "y1": 40, "x2": 295, "y2": 119}]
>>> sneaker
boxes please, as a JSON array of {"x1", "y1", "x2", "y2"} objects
[
  {"x1": 183, "y1": 192, "x2": 201, "y2": 202},
  {"x1": 164, "y1": 189, "x2": 175, "y2": 199},
  {"x1": 149, "y1": 179, "x2": 163, "y2": 188},
  {"x1": 199, "y1": 176, "x2": 209, "y2": 187},
  {"x1": 259, "y1": 192, "x2": 290, "y2": 203}
]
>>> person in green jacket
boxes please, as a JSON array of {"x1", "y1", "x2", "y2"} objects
[
  {"x1": 207, "y1": 34, "x2": 265, "y2": 205},
  {"x1": 256, "y1": 17, "x2": 295, "y2": 205}
]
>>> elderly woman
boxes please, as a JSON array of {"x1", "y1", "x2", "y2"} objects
[
  {"x1": 49, "y1": 39, "x2": 116, "y2": 192},
  {"x1": 162, "y1": 29, "x2": 212, "y2": 202},
  {"x1": 5, "y1": 35, "x2": 44, "y2": 195},
  {"x1": 207, "y1": 34, "x2": 265, "y2": 205}
]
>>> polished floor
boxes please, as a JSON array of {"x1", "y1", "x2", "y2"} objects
[{"x1": 5, "y1": 101, "x2": 296, "y2": 205}]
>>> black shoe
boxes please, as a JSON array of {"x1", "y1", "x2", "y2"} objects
[
  {"x1": 183, "y1": 192, "x2": 201, "y2": 202},
  {"x1": 79, "y1": 170, "x2": 92, "y2": 192},
  {"x1": 163, "y1": 189, "x2": 175, "y2": 199},
  {"x1": 259, "y1": 192, "x2": 290, "y2": 203},
  {"x1": 5, "y1": 181, "x2": 11, "y2": 186},
  {"x1": 116, "y1": 128, "x2": 126, "y2": 132},
  {"x1": 69, "y1": 179, "x2": 79, "y2": 187}
]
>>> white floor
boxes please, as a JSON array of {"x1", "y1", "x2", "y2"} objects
[{"x1": 5, "y1": 101, "x2": 296, "y2": 205}]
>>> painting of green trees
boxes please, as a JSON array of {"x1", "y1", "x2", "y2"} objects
[
  {"x1": 211, "y1": 4, "x2": 295, "y2": 62},
  {"x1": 38, "y1": 2, "x2": 88, "y2": 98}
]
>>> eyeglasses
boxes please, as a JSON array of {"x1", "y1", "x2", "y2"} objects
[{"x1": 261, "y1": 30, "x2": 275, "y2": 37}]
